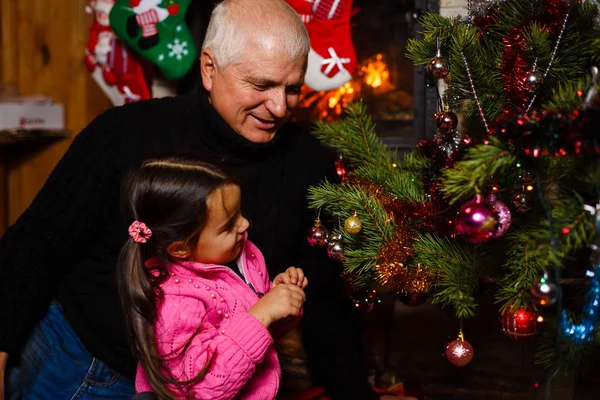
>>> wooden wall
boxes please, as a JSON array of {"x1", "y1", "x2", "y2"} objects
[{"x1": 0, "y1": 0, "x2": 113, "y2": 233}]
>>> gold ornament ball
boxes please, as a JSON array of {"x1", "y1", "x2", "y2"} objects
[
  {"x1": 344, "y1": 213, "x2": 363, "y2": 234},
  {"x1": 426, "y1": 56, "x2": 449, "y2": 79}
]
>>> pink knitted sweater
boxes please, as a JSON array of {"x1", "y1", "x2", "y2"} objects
[{"x1": 136, "y1": 240, "x2": 286, "y2": 399}]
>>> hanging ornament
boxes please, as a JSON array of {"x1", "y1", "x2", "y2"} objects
[
  {"x1": 525, "y1": 70, "x2": 544, "y2": 93},
  {"x1": 501, "y1": 307, "x2": 542, "y2": 341},
  {"x1": 486, "y1": 193, "x2": 512, "y2": 238},
  {"x1": 344, "y1": 212, "x2": 363, "y2": 234},
  {"x1": 426, "y1": 55, "x2": 449, "y2": 79},
  {"x1": 426, "y1": 40, "x2": 449, "y2": 79},
  {"x1": 511, "y1": 192, "x2": 532, "y2": 213},
  {"x1": 434, "y1": 129, "x2": 462, "y2": 158},
  {"x1": 350, "y1": 287, "x2": 381, "y2": 313},
  {"x1": 307, "y1": 217, "x2": 329, "y2": 247},
  {"x1": 398, "y1": 291, "x2": 430, "y2": 307},
  {"x1": 530, "y1": 271, "x2": 558, "y2": 306},
  {"x1": 445, "y1": 330, "x2": 474, "y2": 367},
  {"x1": 327, "y1": 231, "x2": 344, "y2": 261},
  {"x1": 518, "y1": 170, "x2": 536, "y2": 192},
  {"x1": 335, "y1": 154, "x2": 348, "y2": 182},
  {"x1": 435, "y1": 111, "x2": 459, "y2": 134},
  {"x1": 456, "y1": 195, "x2": 499, "y2": 243}
]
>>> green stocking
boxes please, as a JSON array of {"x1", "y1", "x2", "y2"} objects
[{"x1": 109, "y1": 0, "x2": 196, "y2": 80}]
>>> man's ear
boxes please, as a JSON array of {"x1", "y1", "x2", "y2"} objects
[
  {"x1": 167, "y1": 241, "x2": 190, "y2": 259},
  {"x1": 200, "y1": 48, "x2": 216, "y2": 92}
]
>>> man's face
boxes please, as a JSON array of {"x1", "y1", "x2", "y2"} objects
[{"x1": 202, "y1": 39, "x2": 307, "y2": 143}]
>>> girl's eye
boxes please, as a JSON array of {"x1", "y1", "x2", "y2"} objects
[{"x1": 226, "y1": 220, "x2": 235, "y2": 231}]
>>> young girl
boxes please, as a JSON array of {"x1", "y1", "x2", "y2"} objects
[{"x1": 118, "y1": 156, "x2": 308, "y2": 400}]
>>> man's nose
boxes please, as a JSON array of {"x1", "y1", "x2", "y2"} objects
[{"x1": 265, "y1": 89, "x2": 286, "y2": 119}]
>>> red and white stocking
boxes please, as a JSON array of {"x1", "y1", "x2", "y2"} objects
[
  {"x1": 305, "y1": 0, "x2": 356, "y2": 91},
  {"x1": 84, "y1": 0, "x2": 150, "y2": 105},
  {"x1": 286, "y1": 0, "x2": 315, "y2": 29}
]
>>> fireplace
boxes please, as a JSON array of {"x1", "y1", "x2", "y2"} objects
[{"x1": 293, "y1": 0, "x2": 441, "y2": 150}]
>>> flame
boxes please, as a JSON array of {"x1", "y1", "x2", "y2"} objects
[
  {"x1": 328, "y1": 82, "x2": 355, "y2": 108},
  {"x1": 296, "y1": 53, "x2": 404, "y2": 122},
  {"x1": 361, "y1": 54, "x2": 390, "y2": 89}
]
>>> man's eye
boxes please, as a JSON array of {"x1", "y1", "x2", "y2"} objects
[{"x1": 287, "y1": 86, "x2": 301, "y2": 94}]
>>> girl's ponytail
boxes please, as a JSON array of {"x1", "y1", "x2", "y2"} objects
[{"x1": 117, "y1": 233, "x2": 178, "y2": 400}]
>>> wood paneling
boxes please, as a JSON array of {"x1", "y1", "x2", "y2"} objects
[{"x1": 0, "y1": 0, "x2": 113, "y2": 233}]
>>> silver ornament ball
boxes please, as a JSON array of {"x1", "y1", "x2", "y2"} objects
[
  {"x1": 526, "y1": 71, "x2": 544, "y2": 92},
  {"x1": 530, "y1": 272, "x2": 558, "y2": 306}
]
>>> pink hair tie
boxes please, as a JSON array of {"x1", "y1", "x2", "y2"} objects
[{"x1": 128, "y1": 221, "x2": 152, "y2": 243}]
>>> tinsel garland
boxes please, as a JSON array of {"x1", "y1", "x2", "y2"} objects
[{"x1": 494, "y1": 98, "x2": 600, "y2": 157}]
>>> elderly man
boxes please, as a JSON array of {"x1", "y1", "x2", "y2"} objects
[{"x1": 0, "y1": 1, "x2": 408, "y2": 399}]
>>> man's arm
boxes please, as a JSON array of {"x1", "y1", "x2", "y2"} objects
[{"x1": 0, "y1": 107, "x2": 131, "y2": 358}]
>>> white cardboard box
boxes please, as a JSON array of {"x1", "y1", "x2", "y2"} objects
[{"x1": 0, "y1": 96, "x2": 65, "y2": 130}]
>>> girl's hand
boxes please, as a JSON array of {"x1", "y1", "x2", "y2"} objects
[
  {"x1": 248, "y1": 283, "x2": 305, "y2": 327},
  {"x1": 273, "y1": 267, "x2": 308, "y2": 289}
]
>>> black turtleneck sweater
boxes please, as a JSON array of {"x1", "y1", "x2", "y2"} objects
[{"x1": 0, "y1": 92, "x2": 377, "y2": 399}]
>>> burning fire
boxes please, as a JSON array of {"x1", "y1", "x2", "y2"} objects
[
  {"x1": 297, "y1": 53, "x2": 399, "y2": 122},
  {"x1": 361, "y1": 54, "x2": 390, "y2": 89}
]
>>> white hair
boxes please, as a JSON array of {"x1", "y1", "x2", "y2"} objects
[{"x1": 202, "y1": 0, "x2": 310, "y2": 67}]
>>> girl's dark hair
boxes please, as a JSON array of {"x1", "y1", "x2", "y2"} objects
[{"x1": 117, "y1": 155, "x2": 236, "y2": 399}]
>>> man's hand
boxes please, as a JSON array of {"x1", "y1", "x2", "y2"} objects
[
  {"x1": 0, "y1": 351, "x2": 9, "y2": 400},
  {"x1": 272, "y1": 267, "x2": 308, "y2": 289}
]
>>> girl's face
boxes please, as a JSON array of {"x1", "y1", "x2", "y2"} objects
[{"x1": 190, "y1": 184, "x2": 250, "y2": 265}]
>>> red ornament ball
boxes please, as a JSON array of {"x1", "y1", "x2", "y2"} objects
[
  {"x1": 456, "y1": 195, "x2": 498, "y2": 243},
  {"x1": 445, "y1": 339, "x2": 474, "y2": 367},
  {"x1": 511, "y1": 192, "x2": 532, "y2": 213},
  {"x1": 307, "y1": 218, "x2": 329, "y2": 247},
  {"x1": 435, "y1": 111, "x2": 459, "y2": 133},
  {"x1": 398, "y1": 292, "x2": 430, "y2": 307},
  {"x1": 501, "y1": 308, "x2": 542, "y2": 341}
]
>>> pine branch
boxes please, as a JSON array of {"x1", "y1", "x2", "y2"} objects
[
  {"x1": 406, "y1": 0, "x2": 600, "y2": 134},
  {"x1": 307, "y1": 182, "x2": 394, "y2": 279},
  {"x1": 311, "y1": 101, "x2": 396, "y2": 169},
  {"x1": 440, "y1": 137, "x2": 518, "y2": 204},
  {"x1": 413, "y1": 232, "x2": 478, "y2": 318},
  {"x1": 543, "y1": 78, "x2": 590, "y2": 111},
  {"x1": 495, "y1": 188, "x2": 596, "y2": 312}
]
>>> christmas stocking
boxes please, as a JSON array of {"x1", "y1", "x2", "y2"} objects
[
  {"x1": 305, "y1": 0, "x2": 357, "y2": 92},
  {"x1": 109, "y1": 0, "x2": 196, "y2": 80},
  {"x1": 286, "y1": 0, "x2": 315, "y2": 29},
  {"x1": 85, "y1": 0, "x2": 151, "y2": 106}
]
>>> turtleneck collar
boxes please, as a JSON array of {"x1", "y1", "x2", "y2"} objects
[{"x1": 190, "y1": 85, "x2": 289, "y2": 163}]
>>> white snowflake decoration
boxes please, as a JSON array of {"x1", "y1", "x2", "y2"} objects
[{"x1": 167, "y1": 39, "x2": 189, "y2": 61}]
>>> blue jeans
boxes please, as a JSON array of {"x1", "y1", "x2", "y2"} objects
[{"x1": 7, "y1": 301, "x2": 135, "y2": 399}]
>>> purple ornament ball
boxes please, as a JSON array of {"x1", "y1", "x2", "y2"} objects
[{"x1": 456, "y1": 195, "x2": 498, "y2": 243}]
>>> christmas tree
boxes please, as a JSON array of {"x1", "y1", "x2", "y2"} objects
[{"x1": 306, "y1": 0, "x2": 600, "y2": 377}]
